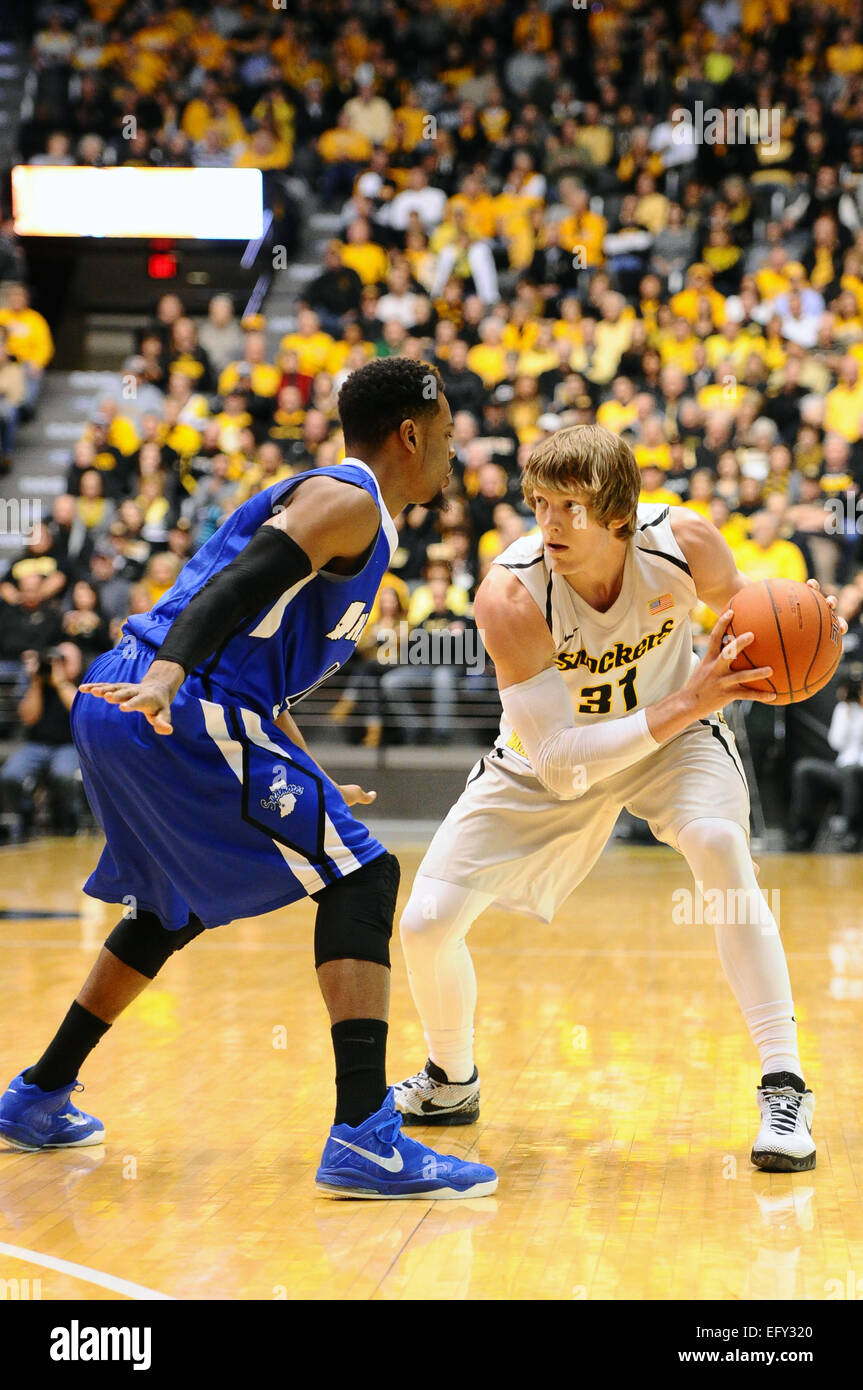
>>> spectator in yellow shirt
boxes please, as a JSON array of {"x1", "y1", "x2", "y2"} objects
[
  {"x1": 592, "y1": 292, "x2": 634, "y2": 384},
  {"x1": 639, "y1": 463, "x2": 682, "y2": 508},
  {"x1": 446, "y1": 173, "x2": 498, "y2": 241},
  {"x1": 466, "y1": 318, "x2": 509, "y2": 388},
  {"x1": 326, "y1": 322, "x2": 375, "y2": 376},
  {"x1": 683, "y1": 468, "x2": 716, "y2": 520},
  {"x1": 233, "y1": 441, "x2": 294, "y2": 503},
  {"x1": 181, "y1": 78, "x2": 245, "y2": 145},
  {"x1": 670, "y1": 263, "x2": 726, "y2": 327},
  {"x1": 697, "y1": 362, "x2": 749, "y2": 413},
  {"x1": 0, "y1": 284, "x2": 54, "y2": 413},
  {"x1": 824, "y1": 357, "x2": 863, "y2": 442},
  {"x1": 142, "y1": 551, "x2": 182, "y2": 607},
  {"x1": 235, "y1": 126, "x2": 291, "y2": 171},
  {"x1": 705, "y1": 316, "x2": 760, "y2": 371},
  {"x1": 342, "y1": 77, "x2": 394, "y2": 146},
  {"x1": 251, "y1": 88, "x2": 296, "y2": 153},
  {"x1": 513, "y1": 1, "x2": 553, "y2": 52},
  {"x1": 709, "y1": 495, "x2": 750, "y2": 549},
  {"x1": 754, "y1": 245, "x2": 793, "y2": 303},
  {"x1": 318, "y1": 111, "x2": 373, "y2": 204},
  {"x1": 516, "y1": 322, "x2": 560, "y2": 379},
  {"x1": 556, "y1": 182, "x2": 607, "y2": 268},
  {"x1": 478, "y1": 503, "x2": 530, "y2": 565},
  {"x1": 86, "y1": 398, "x2": 139, "y2": 458},
  {"x1": 732, "y1": 511, "x2": 807, "y2": 583},
  {"x1": 492, "y1": 175, "x2": 543, "y2": 271},
  {"x1": 188, "y1": 17, "x2": 228, "y2": 70},
  {"x1": 658, "y1": 315, "x2": 700, "y2": 374},
  {"x1": 407, "y1": 556, "x2": 471, "y2": 626},
  {"x1": 742, "y1": 0, "x2": 788, "y2": 31},
  {"x1": 278, "y1": 309, "x2": 335, "y2": 378},
  {"x1": 596, "y1": 376, "x2": 639, "y2": 434},
  {"x1": 429, "y1": 206, "x2": 501, "y2": 303},
  {"x1": 126, "y1": 28, "x2": 171, "y2": 95},
  {"x1": 391, "y1": 88, "x2": 428, "y2": 152},
  {"x1": 218, "y1": 333, "x2": 281, "y2": 400},
  {"x1": 214, "y1": 391, "x2": 254, "y2": 456},
  {"x1": 571, "y1": 103, "x2": 614, "y2": 172},
  {"x1": 633, "y1": 416, "x2": 673, "y2": 471},
  {"x1": 339, "y1": 218, "x2": 389, "y2": 286},
  {"x1": 827, "y1": 23, "x2": 863, "y2": 75},
  {"x1": 159, "y1": 399, "x2": 203, "y2": 461},
  {"x1": 832, "y1": 289, "x2": 863, "y2": 347},
  {"x1": 633, "y1": 172, "x2": 669, "y2": 236}
]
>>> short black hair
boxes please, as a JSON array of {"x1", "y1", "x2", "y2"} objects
[{"x1": 338, "y1": 357, "x2": 444, "y2": 453}]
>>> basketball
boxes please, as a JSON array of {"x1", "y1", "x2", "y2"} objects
[{"x1": 728, "y1": 579, "x2": 843, "y2": 705}]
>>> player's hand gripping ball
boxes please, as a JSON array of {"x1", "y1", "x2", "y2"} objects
[{"x1": 727, "y1": 578, "x2": 843, "y2": 705}]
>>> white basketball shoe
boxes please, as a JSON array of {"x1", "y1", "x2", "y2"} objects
[
  {"x1": 393, "y1": 1059, "x2": 480, "y2": 1126},
  {"x1": 751, "y1": 1072, "x2": 816, "y2": 1172}
]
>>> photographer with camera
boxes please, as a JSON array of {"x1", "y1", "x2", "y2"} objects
[
  {"x1": 788, "y1": 668, "x2": 863, "y2": 853},
  {"x1": 0, "y1": 642, "x2": 83, "y2": 842}
]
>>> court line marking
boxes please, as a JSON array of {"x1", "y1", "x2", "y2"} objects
[
  {"x1": 0, "y1": 937, "x2": 841, "y2": 961},
  {"x1": 0, "y1": 1241, "x2": 174, "y2": 1300}
]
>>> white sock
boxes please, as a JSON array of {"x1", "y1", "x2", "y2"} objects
[
  {"x1": 677, "y1": 818, "x2": 802, "y2": 1081},
  {"x1": 398, "y1": 875, "x2": 493, "y2": 1083}
]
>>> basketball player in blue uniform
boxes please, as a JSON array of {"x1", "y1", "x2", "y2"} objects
[{"x1": 0, "y1": 358, "x2": 497, "y2": 1200}]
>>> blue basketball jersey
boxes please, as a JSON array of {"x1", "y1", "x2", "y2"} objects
[{"x1": 124, "y1": 459, "x2": 397, "y2": 720}]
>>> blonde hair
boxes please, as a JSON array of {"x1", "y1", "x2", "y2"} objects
[{"x1": 521, "y1": 424, "x2": 641, "y2": 539}]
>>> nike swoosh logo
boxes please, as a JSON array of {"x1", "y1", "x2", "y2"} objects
[
  {"x1": 420, "y1": 1096, "x2": 474, "y2": 1113},
  {"x1": 331, "y1": 1137, "x2": 404, "y2": 1172},
  {"x1": 60, "y1": 1112, "x2": 88, "y2": 1126}
]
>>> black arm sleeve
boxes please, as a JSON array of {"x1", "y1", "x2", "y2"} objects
[{"x1": 154, "y1": 526, "x2": 313, "y2": 677}]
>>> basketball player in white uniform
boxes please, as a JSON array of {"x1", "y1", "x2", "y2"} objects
[{"x1": 393, "y1": 424, "x2": 844, "y2": 1172}]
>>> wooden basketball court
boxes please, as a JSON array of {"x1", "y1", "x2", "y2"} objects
[{"x1": 1, "y1": 835, "x2": 861, "y2": 1301}]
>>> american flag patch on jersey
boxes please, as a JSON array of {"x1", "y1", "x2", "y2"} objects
[{"x1": 648, "y1": 593, "x2": 674, "y2": 614}]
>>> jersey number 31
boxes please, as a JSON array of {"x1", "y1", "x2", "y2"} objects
[{"x1": 578, "y1": 665, "x2": 638, "y2": 715}]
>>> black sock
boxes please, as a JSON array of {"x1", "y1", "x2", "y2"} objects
[
  {"x1": 23, "y1": 1002, "x2": 111, "y2": 1092},
  {"x1": 331, "y1": 1018, "x2": 388, "y2": 1127},
  {"x1": 761, "y1": 1070, "x2": 805, "y2": 1092}
]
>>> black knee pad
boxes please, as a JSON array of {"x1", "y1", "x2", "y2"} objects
[
  {"x1": 312, "y1": 851, "x2": 400, "y2": 969},
  {"x1": 104, "y1": 910, "x2": 206, "y2": 979}
]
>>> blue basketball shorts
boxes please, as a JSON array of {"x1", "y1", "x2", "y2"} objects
[{"x1": 71, "y1": 643, "x2": 387, "y2": 930}]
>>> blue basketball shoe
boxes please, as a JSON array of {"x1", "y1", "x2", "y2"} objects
[
  {"x1": 0, "y1": 1072, "x2": 105, "y2": 1151},
  {"x1": 316, "y1": 1087, "x2": 497, "y2": 1199}
]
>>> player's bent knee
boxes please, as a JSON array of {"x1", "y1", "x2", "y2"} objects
[
  {"x1": 104, "y1": 910, "x2": 207, "y2": 979},
  {"x1": 679, "y1": 818, "x2": 749, "y2": 872},
  {"x1": 399, "y1": 877, "x2": 482, "y2": 952},
  {"x1": 399, "y1": 893, "x2": 442, "y2": 945},
  {"x1": 312, "y1": 851, "x2": 400, "y2": 969}
]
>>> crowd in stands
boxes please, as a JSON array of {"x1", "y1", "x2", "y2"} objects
[{"x1": 6, "y1": 0, "x2": 863, "y2": 841}]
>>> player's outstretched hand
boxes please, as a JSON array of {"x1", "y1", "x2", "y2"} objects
[
  {"x1": 338, "y1": 784, "x2": 377, "y2": 807},
  {"x1": 684, "y1": 609, "x2": 776, "y2": 718},
  {"x1": 79, "y1": 679, "x2": 174, "y2": 735}
]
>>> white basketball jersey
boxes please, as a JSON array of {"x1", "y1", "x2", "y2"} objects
[{"x1": 492, "y1": 503, "x2": 699, "y2": 772}]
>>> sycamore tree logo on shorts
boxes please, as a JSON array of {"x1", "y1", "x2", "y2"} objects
[{"x1": 261, "y1": 772, "x2": 305, "y2": 818}]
